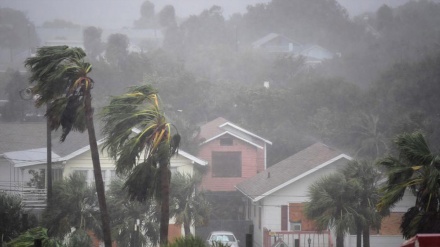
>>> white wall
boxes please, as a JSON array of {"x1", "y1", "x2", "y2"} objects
[{"x1": 250, "y1": 158, "x2": 349, "y2": 247}]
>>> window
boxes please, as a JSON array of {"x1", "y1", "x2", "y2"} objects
[
  {"x1": 220, "y1": 137, "x2": 233, "y2": 146},
  {"x1": 211, "y1": 151, "x2": 241, "y2": 177},
  {"x1": 281, "y1": 205, "x2": 288, "y2": 230},
  {"x1": 73, "y1": 170, "x2": 88, "y2": 179},
  {"x1": 290, "y1": 222, "x2": 302, "y2": 231}
]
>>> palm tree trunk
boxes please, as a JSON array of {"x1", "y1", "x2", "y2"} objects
[
  {"x1": 160, "y1": 161, "x2": 170, "y2": 245},
  {"x1": 356, "y1": 223, "x2": 362, "y2": 247},
  {"x1": 183, "y1": 219, "x2": 191, "y2": 236},
  {"x1": 363, "y1": 226, "x2": 370, "y2": 247},
  {"x1": 84, "y1": 90, "x2": 112, "y2": 247},
  {"x1": 46, "y1": 106, "x2": 52, "y2": 207},
  {"x1": 336, "y1": 233, "x2": 344, "y2": 247}
]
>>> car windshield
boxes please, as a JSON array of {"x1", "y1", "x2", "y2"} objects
[{"x1": 211, "y1": 234, "x2": 236, "y2": 242}]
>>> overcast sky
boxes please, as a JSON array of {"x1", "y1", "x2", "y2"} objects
[{"x1": 1, "y1": 0, "x2": 413, "y2": 28}]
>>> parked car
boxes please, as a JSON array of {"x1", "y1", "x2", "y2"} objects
[{"x1": 206, "y1": 231, "x2": 239, "y2": 247}]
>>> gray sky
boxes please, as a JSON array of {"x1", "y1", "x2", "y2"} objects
[{"x1": 1, "y1": 0, "x2": 413, "y2": 28}]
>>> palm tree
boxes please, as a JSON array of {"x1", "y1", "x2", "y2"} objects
[
  {"x1": 101, "y1": 84, "x2": 180, "y2": 245},
  {"x1": 351, "y1": 113, "x2": 388, "y2": 160},
  {"x1": 107, "y1": 179, "x2": 160, "y2": 246},
  {"x1": 42, "y1": 173, "x2": 100, "y2": 241},
  {"x1": 170, "y1": 172, "x2": 211, "y2": 236},
  {"x1": 377, "y1": 130, "x2": 440, "y2": 239},
  {"x1": 24, "y1": 46, "x2": 112, "y2": 247},
  {"x1": 304, "y1": 173, "x2": 358, "y2": 247},
  {"x1": 342, "y1": 160, "x2": 383, "y2": 247}
]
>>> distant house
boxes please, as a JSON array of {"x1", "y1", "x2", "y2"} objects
[
  {"x1": 236, "y1": 142, "x2": 415, "y2": 247},
  {"x1": 252, "y1": 33, "x2": 334, "y2": 64},
  {"x1": 196, "y1": 117, "x2": 272, "y2": 192}
]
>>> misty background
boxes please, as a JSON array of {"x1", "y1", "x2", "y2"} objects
[
  {"x1": 2, "y1": 0, "x2": 440, "y2": 166},
  {"x1": 2, "y1": 0, "x2": 414, "y2": 28}
]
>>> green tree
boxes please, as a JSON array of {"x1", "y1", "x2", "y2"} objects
[
  {"x1": 7, "y1": 227, "x2": 61, "y2": 247},
  {"x1": 0, "y1": 193, "x2": 35, "y2": 243},
  {"x1": 101, "y1": 84, "x2": 180, "y2": 245},
  {"x1": 105, "y1": 33, "x2": 129, "y2": 68},
  {"x1": 83, "y1": 26, "x2": 104, "y2": 60},
  {"x1": 42, "y1": 173, "x2": 100, "y2": 241},
  {"x1": 158, "y1": 5, "x2": 177, "y2": 28},
  {"x1": 304, "y1": 173, "x2": 357, "y2": 247},
  {"x1": 342, "y1": 160, "x2": 383, "y2": 247},
  {"x1": 107, "y1": 179, "x2": 160, "y2": 246},
  {"x1": 170, "y1": 172, "x2": 210, "y2": 236},
  {"x1": 377, "y1": 131, "x2": 440, "y2": 239},
  {"x1": 2, "y1": 70, "x2": 29, "y2": 121},
  {"x1": 24, "y1": 46, "x2": 112, "y2": 247}
]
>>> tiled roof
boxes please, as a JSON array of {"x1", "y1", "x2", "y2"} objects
[{"x1": 236, "y1": 142, "x2": 351, "y2": 201}]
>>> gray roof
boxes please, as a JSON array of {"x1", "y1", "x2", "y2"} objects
[
  {"x1": 236, "y1": 142, "x2": 352, "y2": 202},
  {"x1": 0, "y1": 122, "x2": 102, "y2": 164},
  {"x1": 3, "y1": 148, "x2": 61, "y2": 167}
]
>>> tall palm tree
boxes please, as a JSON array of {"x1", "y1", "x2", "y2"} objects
[
  {"x1": 170, "y1": 172, "x2": 211, "y2": 236},
  {"x1": 24, "y1": 46, "x2": 112, "y2": 247},
  {"x1": 342, "y1": 160, "x2": 383, "y2": 247},
  {"x1": 377, "y1": 130, "x2": 440, "y2": 239},
  {"x1": 304, "y1": 173, "x2": 358, "y2": 247},
  {"x1": 101, "y1": 84, "x2": 180, "y2": 245}
]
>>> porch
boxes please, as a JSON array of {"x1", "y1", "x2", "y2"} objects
[{"x1": 0, "y1": 181, "x2": 47, "y2": 211}]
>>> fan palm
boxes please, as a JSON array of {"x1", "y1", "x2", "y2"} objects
[
  {"x1": 107, "y1": 179, "x2": 160, "y2": 246},
  {"x1": 342, "y1": 160, "x2": 383, "y2": 247},
  {"x1": 304, "y1": 173, "x2": 358, "y2": 247},
  {"x1": 101, "y1": 84, "x2": 180, "y2": 245},
  {"x1": 170, "y1": 172, "x2": 211, "y2": 236},
  {"x1": 377, "y1": 130, "x2": 440, "y2": 238},
  {"x1": 24, "y1": 46, "x2": 112, "y2": 247},
  {"x1": 42, "y1": 173, "x2": 100, "y2": 240}
]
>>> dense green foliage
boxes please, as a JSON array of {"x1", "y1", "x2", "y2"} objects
[
  {"x1": 378, "y1": 131, "x2": 440, "y2": 238},
  {"x1": 7, "y1": 227, "x2": 61, "y2": 247},
  {"x1": 0, "y1": 193, "x2": 35, "y2": 243}
]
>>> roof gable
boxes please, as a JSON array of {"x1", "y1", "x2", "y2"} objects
[
  {"x1": 236, "y1": 142, "x2": 352, "y2": 202},
  {"x1": 198, "y1": 117, "x2": 271, "y2": 147}
]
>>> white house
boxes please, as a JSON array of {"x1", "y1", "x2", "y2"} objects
[{"x1": 236, "y1": 142, "x2": 415, "y2": 247}]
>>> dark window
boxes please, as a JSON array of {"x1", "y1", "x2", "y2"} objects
[
  {"x1": 281, "y1": 205, "x2": 288, "y2": 230},
  {"x1": 212, "y1": 151, "x2": 242, "y2": 177},
  {"x1": 220, "y1": 137, "x2": 233, "y2": 146}
]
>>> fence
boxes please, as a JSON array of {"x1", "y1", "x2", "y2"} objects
[{"x1": 263, "y1": 228, "x2": 333, "y2": 247}]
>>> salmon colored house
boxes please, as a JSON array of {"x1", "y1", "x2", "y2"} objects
[{"x1": 196, "y1": 117, "x2": 272, "y2": 192}]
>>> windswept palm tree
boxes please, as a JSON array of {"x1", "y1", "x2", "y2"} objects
[
  {"x1": 101, "y1": 84, "x2": 180, "y2": 245},
  {"x1": 170, "y1": 172, "x2": 211, "y2": 236},
  {"x1": 377, "y1": 131, "x2": 440, "y2": 238},
  {"x1": 24, "y1": 46, "x2": 112, "y2": 247},
  {"x1": 304, "y1": 173, "x2": 358, "y2": 247}
]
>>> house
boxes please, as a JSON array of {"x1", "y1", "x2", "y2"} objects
[
  {"x1": 236, "y1": 142, "x2": 416, "y2": 247},
  {"x1": 0, "y1": 121, "x2": 208, "y2": 241},
  {"x1": 236, "y1": 142, "x2": 351, "y2": 247},
  {"x1": 252, "y1": 33, "x2": 334, "y2": 64},
  {"x1": 194, "y1": 117, "x2": 271, "y2": 242},
  {"x1": 197, "y1": 117, "x2": 272, "y2": 192},
  {"x1": 252, "y1": 33, "x2": 303, "y2": 54}
]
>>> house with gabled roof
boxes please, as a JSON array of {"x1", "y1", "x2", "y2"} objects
[
  {"x1": 197, "y1": 117, "x2": 272, "y2": 192},
  {"x1": 236, "y1": 142, "x2": 352, "y2": 247},
  {"x1": 236, "y1": 142, "x2": 416, "y2": 247},
  {"x1": 0, "y1": 122, "x2": 207, "y2": 212}
]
